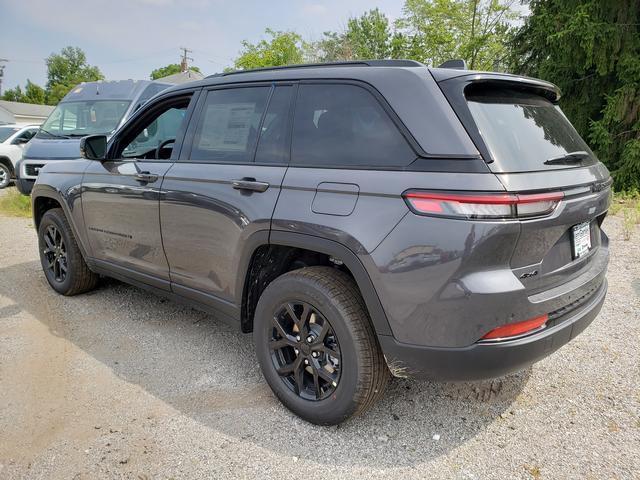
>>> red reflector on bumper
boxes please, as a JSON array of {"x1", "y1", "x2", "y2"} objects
[{"x1": 481, "y1": 314, "x2": 549, "y2": 340}]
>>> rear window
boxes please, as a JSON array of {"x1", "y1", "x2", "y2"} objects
[
  {"x1": 466, "y1": 87, "x2": 597, "y2": 172},
  {"x1": 291, "y1": 84, "x2": 414, "y2": 168}
]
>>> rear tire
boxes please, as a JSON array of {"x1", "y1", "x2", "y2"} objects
[
  {"x1": 0, "y1": 163, "x2": 11, "y2": 189},
  {"x1": 38, "y1": 208, "x2": 98, "y2": 295},
  {"x1": 254, "y1": 266, "x2": 389, "y2": 425}
]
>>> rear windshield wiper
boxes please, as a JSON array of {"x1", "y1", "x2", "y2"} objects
[
  {"x1": 544, "y1": 151, "x2": 590, "y2": 165},
  {"x1": 39, "y1": 128, "x2": 70, "y2": 139}
]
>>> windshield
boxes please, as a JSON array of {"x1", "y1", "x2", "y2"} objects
[
  {"x1": 466, "y1": 88, "x2": 597, "y2": 172},
  {"x1": 0, "y1": 126, "x2": 20, "y2": 143},
  {"x1": 39, "y1": 100, "x2": 131, "y2": 137}
]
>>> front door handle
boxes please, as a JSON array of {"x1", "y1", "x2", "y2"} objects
[
  {"x1": 231, "y1": 178, "x2": 270, "y2": 193},
  {"x1": 134, "y1": 172, "x2": 159, "y2": 183}
]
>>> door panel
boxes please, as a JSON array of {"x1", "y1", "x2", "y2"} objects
[
  {"x1": 160, "y1": 163, "x2": 286, "y2": 303},
  {"x1": 82, "y1": 160, "x2": 173, "y2": 288}
]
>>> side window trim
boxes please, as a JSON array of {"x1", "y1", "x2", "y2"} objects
[
  {"x1": 108, "y1": 89, "x2": 201, "y2": 161},
  {"x1": 179, "y1": 81, "x2": 297, "y2": 165}
]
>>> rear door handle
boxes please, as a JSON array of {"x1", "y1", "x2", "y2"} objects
[
  {"x1": 231, "y1": 178, "x2": 270, "y2": 193},
  {"x1": 134, "y1": 172, "x2": 159, "y2": 183}
]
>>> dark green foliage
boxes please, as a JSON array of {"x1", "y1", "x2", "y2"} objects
[{"x1": 510, "y1": 0, "x2": 640, "y2": 190}]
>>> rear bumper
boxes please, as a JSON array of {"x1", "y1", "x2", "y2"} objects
[{"x1": 378, "y1": 278, "x2": 607, "y2": 381}]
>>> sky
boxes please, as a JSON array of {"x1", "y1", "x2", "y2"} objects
[{"x1": 0, "y1": 0, "x2": 405, "y2": 91}]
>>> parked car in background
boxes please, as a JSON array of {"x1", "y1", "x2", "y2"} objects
[
  {"x1": 15, "y1": 79, "x2": 172, "y2": 194},
  {"x1": 0, "y1": 124, "x2": 40, "y2": 189},
  {"x1": 30, "y1": 60, "x2": 611, "y2": 425}
]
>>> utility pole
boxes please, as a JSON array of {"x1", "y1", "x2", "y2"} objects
[
  {"x1": 179, "y1": 47, "x2": 193, "y2": 72},
  {"x1": 0, "y1": 59, "x2": 8, "y2": 96}
]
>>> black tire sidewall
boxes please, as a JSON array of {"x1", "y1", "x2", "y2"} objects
[
  {"x1": 255, "y1": 272, "x2": 364, "y2": 425},
  {"x1": 38, "y1": 210, "x2": 78, "y2": 295}
]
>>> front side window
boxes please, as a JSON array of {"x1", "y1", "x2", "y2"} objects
[
  {"x1": 291, "y1": 84, "x2": 414, "y2": 168},
  {"x1": 120, "y1": 102, "x2": 189, "y2": 160},
  {"x1": 190, "y1": 87, "x2": 270, "y2": 163},
  {"x1": 40, "y1": 100, "x2": 131, "y2": 137}
]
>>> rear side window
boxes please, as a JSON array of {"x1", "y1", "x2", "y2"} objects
[
  {"x1": 466, "y1": 87, "x2": 597, "y2": 172},
  {"x1": 190, "y1": 87, "x2": 269, "y2": 163},
  {"x1": 291, "y1": 84, "x2": 414, "y2": 168}
]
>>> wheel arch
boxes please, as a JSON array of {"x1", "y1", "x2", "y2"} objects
[
  {"x1": 238, "y1": 230, "x2": 392, "y2": 336},
  {"x1": 32, "y1": 186, "x2": 91, "y2": 260}
]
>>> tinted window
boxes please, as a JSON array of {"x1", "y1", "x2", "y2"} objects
[
  {"x1": 190, "y1": 87, "x2": 270, "y2": 163},
  {"x1": 255, "y1": 86, "x2": 292, "y2": 164},
  {"x1": 291, "y1": 84, "x2": 414, "y2": 168},
  {"x1": 466, "y1": 87, "x2": 597, "y2": 172}
]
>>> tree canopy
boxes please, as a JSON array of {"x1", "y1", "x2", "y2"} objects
[
  {"x1": 45, "y1": 46, "x2": 104, "y2": 105},
  {"x1": 232, "y1": 29, "x2": 307, "y2": 70},
  {"x1": 150, "y1": 63, "x2": 201, "y2": 80}
]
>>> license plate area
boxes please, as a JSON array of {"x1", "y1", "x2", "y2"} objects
[{"x1": 572, "y1": 221, "x2": 592, "y2": 258}]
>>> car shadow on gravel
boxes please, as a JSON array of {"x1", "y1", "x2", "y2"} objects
[{"x1": 0, "y1": 261, "x2": 530, "y2": 469}]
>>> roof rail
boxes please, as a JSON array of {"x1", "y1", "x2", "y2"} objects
[
  {"x1": 207, "y1": 59, "x2": 424, "y2": 78},
  {"x1": 438, "y1": 59, "x2": 467, "y2": 70}
]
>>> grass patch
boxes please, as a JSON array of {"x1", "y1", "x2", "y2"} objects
[
  {"x1": 0, "y1": 187, "x2": 32, "y2": 218},
  {"x1": 611, "y1": 190, "x2": 640, "y2": 240}
]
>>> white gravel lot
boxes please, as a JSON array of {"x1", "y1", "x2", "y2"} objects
[{"x1": 0, "y1": 205, "x2": 638, "y2": 479}]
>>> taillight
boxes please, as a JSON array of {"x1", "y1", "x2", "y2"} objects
[
  {"x1": 403, "y1": 191, "x2": 564, "y2": 219},
  {"x1": 480, "y1": 314, "x2": 548, "y2": 341}
]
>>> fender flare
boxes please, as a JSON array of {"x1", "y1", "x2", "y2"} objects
[
  {"x1": 257, "y1": 230, "x2": 392, "y2": 336},
  {"x1": 31, "y1": 184, "x2": 92, "y2": 260}
]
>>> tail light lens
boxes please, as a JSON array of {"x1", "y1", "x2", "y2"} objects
[
  {"x1": 480, "y1": 314, "x2": 549, "y2": 341},
  {"x1": 403, "y1": 191, "x2": 564, "y2": 219}
]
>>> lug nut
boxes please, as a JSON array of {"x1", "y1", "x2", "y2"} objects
[
  {"x1": 296, "y1": 335, "x2": 301, "y2": 341},
  {"x1": 304, "y1": 359, "x2": 309, "y2": 365},
  {"x1": 294, "y1": 348, "x2": 299, "y2": 355},
  {"x1": 312, "y1": 351, "x2": 319, "y2": 358},
  {"x1": 306, "y1": 335, "x2": 314, "y2": 343}
]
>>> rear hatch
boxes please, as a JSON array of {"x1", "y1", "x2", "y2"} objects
[{"x1": 435, "y1": 71, "x2": 611, "y2": 299}]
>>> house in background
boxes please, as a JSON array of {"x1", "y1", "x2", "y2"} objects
[
  {"x1": 157, "y1": 69, "x2": 204, "y2": 85},
  {"x1": 0, "y1": 100, "x2": 54, "y2": 125}
]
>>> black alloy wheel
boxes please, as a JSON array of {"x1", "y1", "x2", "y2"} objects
[
  {"x1": 270, "y1": 301, "x2": 341, "y2": 400},
  {"x1": 42, "y1": 224, "x2": 68, "y2": 283}
]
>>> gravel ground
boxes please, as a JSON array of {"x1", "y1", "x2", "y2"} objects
[{"x1": 0, "y1": 209, "x2": 638, "y2": 479}]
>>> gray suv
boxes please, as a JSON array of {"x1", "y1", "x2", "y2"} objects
[{"x1": 30, "y1": 60, "x2": 611, "y2": 425}]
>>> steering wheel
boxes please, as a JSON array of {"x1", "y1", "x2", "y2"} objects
[{"x1": 156, "y1": 138, "x2": 175, "y2": 160}]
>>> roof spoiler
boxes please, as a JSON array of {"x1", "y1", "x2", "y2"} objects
[{"x1": 438, "y1": 59, "x2": 467, "y2": 70}]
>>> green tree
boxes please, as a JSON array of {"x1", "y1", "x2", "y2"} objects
[
  {"x1": 510, "y1": 0, "x2": 640, "y2": 190},
  {"x1": 22, "y1": 80, "x2": 46, "y2": 104},
  {"x1": 1, "y1": 80, "x2": 46, "y2": 104},
  {"x1": 150, "y1": 63, "x2": 201, "y2": 80},
  {"x1": 232, "y1": 29, "x2": 307, "y2": 70},
  {"x1": 2, "y1": 85, "x2": 24, "y2": 102},
  {"x1": 45, "y1": 46, "x2": 104, "y2": 105},
  {"x1": 398, "y1": 0, "x2": 518, "y2": 69},
  {"x1": 311, "y1": 9, "x2": 407, "y2": 62}
]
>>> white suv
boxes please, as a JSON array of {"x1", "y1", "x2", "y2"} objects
[{"x1": 0, "y1": 124, "x2": 39, "y2": 189}]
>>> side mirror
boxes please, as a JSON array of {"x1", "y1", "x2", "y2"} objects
[
  {"x1": 80, "y1": 135, "x2": 107, "y2": 160},
  {"x1": 12, "y1": 137, "x2": 30, "y2": 145}
]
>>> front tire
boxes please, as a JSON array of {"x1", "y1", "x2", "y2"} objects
[
  {"x1": 0, "y1": 163, "x2": 11, "y2": 189},
  {"x1": 254, "y1": 266, "x2": 389, "y2": 425},
  {"x1": 38, "y1": 208, "x2": 98, "y2": 295}
]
